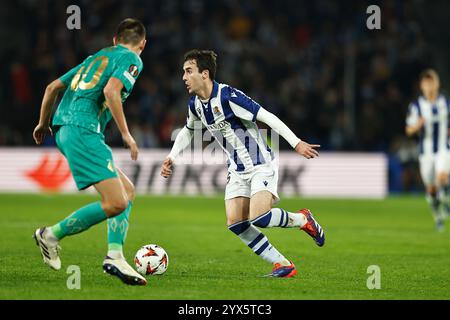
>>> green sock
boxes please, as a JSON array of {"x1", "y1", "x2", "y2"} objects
[
  {"x1": 50, "y1": 202, "x2": 108, "y2": 240},
  {"x1": 107, "y1": 201, "x2": 132, "y2": 253}
]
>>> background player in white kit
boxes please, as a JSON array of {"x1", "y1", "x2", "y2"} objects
[
  {"x1": 161, "y1": 50, "x2": 325, "y2": 278},
  {"x1": 406, "y1": 69, "x2": 450, "y2": 231}
]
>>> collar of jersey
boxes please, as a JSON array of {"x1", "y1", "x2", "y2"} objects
[
  {"x1": 116, "y1": 44, "x2": 128, "y2": 51},
  {"x1": 211, "y1": 81, "x2": 219, "y2": 99},
  {"x1": 420, "y1": 94, "x2": 443, "y2": 104},
  {"x1": 116, "y1": 44, "x2": 141, "y2": 60},
  {"x1": 199, "y1": 81, "x2": 219, "y2": 105}
]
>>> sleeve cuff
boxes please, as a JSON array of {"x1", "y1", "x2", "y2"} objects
[
  {"x1": 252, "y1": 105, "x2": 261, "y2": 122},
  {"x1": 290, "y1": 138, "x2": 302, "y2": 149}
]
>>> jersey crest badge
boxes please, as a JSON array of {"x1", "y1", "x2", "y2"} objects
[{"x1": 107, "y1": 160, "x2": 115, "y2": 172}]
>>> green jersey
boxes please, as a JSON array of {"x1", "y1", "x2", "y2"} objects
[{"x1": 53, "y1": 44, "x2": 143, "y2": 133}]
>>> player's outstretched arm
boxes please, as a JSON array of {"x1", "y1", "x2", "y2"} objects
[
  {"x1": 104, "y1": 77, "x2": 139, "y2": 160},
  {"x1": 161, "y1": 126, "x2": 194, "y2": 178},
  {"x1": 33, "y1": 79, "x2": 66, "y2": 145},
  {"x1": 405, "y1": 117, "x2": 425, "y2": 137},
  {"x1": 256, "y1": 108, "x2": 320, "y2": 159}
]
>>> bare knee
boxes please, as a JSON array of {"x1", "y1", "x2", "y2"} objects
[
  {"x1": 427, "y1": 185, "x2": 437, "y2": 196},
  {"x1": 227, "y1": 216, "x2": 245, "y2": 227},
  {"x1": 249, "y1": 191, "x2": 273, "y2": 221},
  {"x1": 117, "y1": 168, "x2": 136, "y2": 202},
  {"x1": 102, "y1": 198, "x2": 129, "y2": 217},
  {"x1": 249, "y1": 207, "x2": 271, "y2": 221},
  {"x1": 438, "y1": 174, "x2": 449, "y2": 188},
  {"x1": 225, "y1": 197, "x2": 250, "y2": 227}
]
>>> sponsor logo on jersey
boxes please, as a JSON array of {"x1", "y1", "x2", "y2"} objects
[{"x1": 207, "y1": 120, "x2": 230, "y2": 131}]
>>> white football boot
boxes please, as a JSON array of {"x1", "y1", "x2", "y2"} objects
[
  {"x1": 103, "y1": 256, "x2": 147, "y2": 286},
  {"x1": 33, "y1": 227, "x2": 62, "y2": 270}
]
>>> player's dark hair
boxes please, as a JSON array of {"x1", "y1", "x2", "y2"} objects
[
  {"x1": 420, "y1": 69, "x2": 439, "y2": 82},
  {"x1": 184, "y1": 49, "x2": 218, "y2": 80},
  {"x1": 115, "y1": 18, "x2": 146, "y2": 46}
]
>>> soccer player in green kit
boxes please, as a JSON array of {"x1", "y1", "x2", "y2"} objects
[{"x1": 32, "y1": 18, "x2": 147, "y2": 285}]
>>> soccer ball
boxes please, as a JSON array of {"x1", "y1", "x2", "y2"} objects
[{"x1": 134, "y1": 244, "x2": 169, "y2": 276}]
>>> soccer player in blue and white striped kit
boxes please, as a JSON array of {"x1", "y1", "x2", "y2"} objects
[
  {"x1": 161, "y1": 50, "x2": 325, "y2": 277},
  {"x1": 406, "y1": 69, "x2": 450, "y2": 231}
]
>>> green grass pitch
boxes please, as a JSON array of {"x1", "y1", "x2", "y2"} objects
[{"x1": 0, "y1": 193, "x2": 449, "y2": 300}]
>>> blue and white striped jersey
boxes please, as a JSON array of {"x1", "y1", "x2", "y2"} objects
[
  {"x1": 406, "y1": 95, "x2": 450, "y2": 155},
  {"x1": 186, "y1": 81, "x2": 274, "y2": 173}
]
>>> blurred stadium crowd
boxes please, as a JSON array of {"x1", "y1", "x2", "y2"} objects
[{"x1": 0, "y1": 0, "x2": 448, "y2": 192}]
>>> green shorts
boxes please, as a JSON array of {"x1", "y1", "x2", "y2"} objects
[{"x1": 55, "y1": 125, "x2": 118, "y2": 190}]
